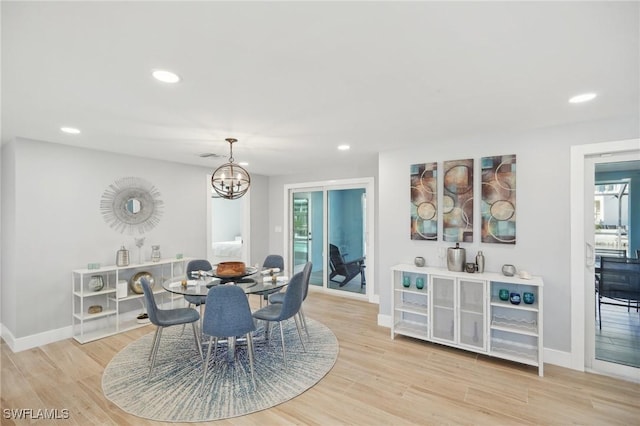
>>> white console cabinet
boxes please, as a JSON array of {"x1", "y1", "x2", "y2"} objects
[
  {"x1": 391, "y1": 264, "x2": 544, "y2": 376},
  {"x1": 72, "y1": 258, "x2": 188, "y2": 343}
]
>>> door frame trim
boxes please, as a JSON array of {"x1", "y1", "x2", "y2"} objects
[
  {"x1": 570, "y1": 138, "x2": 639, "y2": 375},
  {"x1": 284, "y1": 177, "x2": 376, "y2": 303}
]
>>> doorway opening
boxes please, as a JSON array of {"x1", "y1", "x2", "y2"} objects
[
  {"x1": 570, "y1": 139, "x2": 640, "y2": 381},
  {"x1": 285, "y1": 178, "x2": 375, "y2": 301}
]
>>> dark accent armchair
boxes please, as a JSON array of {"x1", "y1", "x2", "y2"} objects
[{"x1": 329, "y1": 244, "x2": 365, "y2": 288}]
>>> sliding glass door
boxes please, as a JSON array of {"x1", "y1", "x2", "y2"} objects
[
  {"x1": 327, "y1": 188, "x2": 367, "y2": 294},
  {"x1": 287, "y1": 179, "x2": 372, "y2": 298},
  {"x1": 292, "y1": 190, "x2": 324, "y2": 286}
]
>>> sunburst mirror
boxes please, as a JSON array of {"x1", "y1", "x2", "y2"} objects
[{"x1": 100, "y1": 177, "x2": 164, "y2": 234}]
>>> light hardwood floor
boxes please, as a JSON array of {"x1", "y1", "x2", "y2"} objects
[{"x1": 2, "y1": 293, "x2": 640, "y2": 425}]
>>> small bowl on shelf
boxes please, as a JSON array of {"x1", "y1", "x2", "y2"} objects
[{"x1": 509, "y1": 292, "x2": 521, "y2": 305}]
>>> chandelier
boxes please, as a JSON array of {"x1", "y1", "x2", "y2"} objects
[{"x1": 211, "y1": 138, "x2": 251, "y2": 199}]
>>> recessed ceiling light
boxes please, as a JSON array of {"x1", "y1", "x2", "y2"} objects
[
  {"x1": 338, "y1": 145, "x2": 350, "y2": 151},
  {"x1": 238, "y1": 161, "x2": 249, "y2": 166},
  {"x1": 569, "y1": 93, "x2": 597, "y2": 104},
  {"x1": 152, "y1": 69, "x2": 180, "y2": 83},
  {"x1": 60, "y1": 126, "x2": 81, "y2": 134}
]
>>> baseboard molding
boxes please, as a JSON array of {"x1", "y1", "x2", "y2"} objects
[
  {"x1": 1, "y1": 324, "x2": 73, "y2": 353},
  {"x1": 543, "y1": 347, "x2": 573, "y2": 370},
  {"x1": 378, "y1": 313, "x2": 392, "y2": 328},
  {"x1": 377, "y1": 314, "x2": 576, "y2": 371}
]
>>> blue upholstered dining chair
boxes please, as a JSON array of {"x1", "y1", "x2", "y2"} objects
[
  {"x1": 258, "y1": 254, "x2": 285, "y2": 306},
  {"x1": 252, "y1": 270, "x2": 306, "y2": 368},
  {"x1": 185, "y1": 259, "x2": 213, "y2": 308},
  {"x1": 201, "y1": 284, "x2": 257, "y2": 391},
  {"x1": 269, "y1": 261, "x2": 312, "y2": 338},
  {"x1": 141, "y1": 278, "x2": 203, "y2": 380}
]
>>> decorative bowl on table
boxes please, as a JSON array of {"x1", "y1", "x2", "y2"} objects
[{"x1": 215, "y1": 261, "x2": 247, "y2": 277}]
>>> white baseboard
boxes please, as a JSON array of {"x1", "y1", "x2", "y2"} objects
[
  {"x1": 543, "y1": 347, "x2": 573, "y2": 370},
  {"x1": 1, "y1": 323, "x2": 73, "y2": 353},
  {"x1": 378, "y1": 313, "x2": 391, "y2": 328},
  {"x1": 377, "y1": 314, "x2": 576, "y2": 371}
]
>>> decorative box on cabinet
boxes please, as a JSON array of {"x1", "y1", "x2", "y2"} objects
[
  {"x1": 72, "y1": 258, "x2": 188, "y2": 343},
  {"x1": 391, "y1": 264, "x2": 543, "y2": 376}
]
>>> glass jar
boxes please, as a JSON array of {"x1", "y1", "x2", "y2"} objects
[{"x1": 151, "y1": 245, "x2": 161, "y2": 262}]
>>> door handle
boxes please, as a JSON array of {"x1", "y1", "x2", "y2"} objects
[{"x1": 585, "y1": 242, "x2": 595, "y2": 267}]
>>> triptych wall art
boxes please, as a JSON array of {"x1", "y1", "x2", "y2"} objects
[
  {"x1": 410, "y1": 162, "x2": 438, "y2": 240},
  {"x1": 481, "y1": 154, "x2": 516, "y2": 244},
  {"x1": 410, "y1": 154, "x2": 516, "y2": 244},
  {"x1": 443, "y1": 159, "x2": 474, "y2": 242}
]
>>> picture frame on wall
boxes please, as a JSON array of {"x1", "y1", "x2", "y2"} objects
[
  {"x1": 481, "y1": 154, "x2": 516, "y2": 244},
  {"x1": 410, "y1": 162, "x2": 438, "y2": 240}
]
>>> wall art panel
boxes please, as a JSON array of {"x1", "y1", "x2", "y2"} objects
[
  {"x1": 410, "y1": 162, "x2": 438, "y2": 240},
  {"x1": 443, "y1": 159, "x2": 474, "y2": 242},
  {"x1": 481, "y1": 154, "x2": 516, "y2": 244}
]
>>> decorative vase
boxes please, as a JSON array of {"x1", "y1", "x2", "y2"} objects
[
  {"x1": 499, "y1": 289, "x2": 509, "y2": 301},
  {"x1": 116, "y1": 245, "x2": 130, "y2": 267},
  {"x1": 523, "y1": 292, "x2": 535, "y2": 304},
  {"x1": 130, "y1": 271, "x2": 154, "y2": 294},
  {"x1": 402, "y1": 275, "x2": 411, "y2": 288},
  {"x1": 88, "y1": 275, "x2": 104, "y2": 292},
  {"x1": 475, "y1": 251, "x2": 485, "y2": 273},
  {"x1": 509, "y1": 292, "x2": 521, "y2": 305},
  {"x1": 414, "y1": 256, "x2": 425, "y2": 267},
  {"x1": 416, "y1": 277, "x2": 425, "y2": 290},
  {"x1": 151, "y1": 245, "x2": 161, "y2": 262},
  {"x1": 502, "y1": 264, "x2": 516, "y2": 276},
  {"x1": 447, "y1": 243, "x2": 466, "y2": 272}
]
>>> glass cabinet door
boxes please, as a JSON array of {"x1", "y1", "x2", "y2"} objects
[
  {"x1": 458, "y1": 278, "x2": 486, "y2": 350},
  {"x1": 431, "y1": 276, "x2": 455, "y2": 343}
]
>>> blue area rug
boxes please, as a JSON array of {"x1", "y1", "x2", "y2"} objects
[{"x1": 102, "y1": 317, "x2": 338, "y2": 422}]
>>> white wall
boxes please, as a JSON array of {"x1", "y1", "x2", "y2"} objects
[
  {"x1": 378, "y1": 116, "x2": 639, "y2": 354},
  {"x1": 0, "y1": 137, "x2": 268, "y2": 345}
]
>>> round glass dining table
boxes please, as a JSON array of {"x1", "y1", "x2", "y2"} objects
[
  {"x1": 162, "y1": 269, "x2": 289, "y2": 298},
  {"x1": 162, "y1": 269, "x2": 289, "y2": 361}
]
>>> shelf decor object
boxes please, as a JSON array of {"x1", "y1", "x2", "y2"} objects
[
  {"x1": 211, "y1": 138, "x2": 251, "y2": 200},
  {"x1": 88, "y1": 275, "x2": 104, "y2": 292},
  {"x1": 130, "y1": 271, "x2": 154, "y2": 294},
  {"x1": 410, "y1": 162, "x2": 438, "y2": 241},
  {"x1": 523, "y1": 292, "x2": 535, "y2": 304},
  {"x1": 151, "y1": 245, "x2": 161, "y2": 262},
  {"x1": 499, "y1": 288, "x2": 509, "y2": 301},
  {"x1": 481, "y1": 154, "x2": 516, "y2": 244},
  {"x1": 100, "y1": 176, "x2": 164, "y2": 235},
  {"x1": 391, "y1": 264, "x2": 543, "y2": 376},
  {"x1": 116, "y1": 245, "x2": 130, "y2": 267}
]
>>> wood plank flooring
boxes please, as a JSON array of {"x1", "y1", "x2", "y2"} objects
[{"x1": 2, "y1": 293, "x2": 640, "y2": 425}]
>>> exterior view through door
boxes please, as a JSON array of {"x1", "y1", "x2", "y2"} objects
[{"x1": 291, "y1": 187, "x2": 367, "y2": 295}]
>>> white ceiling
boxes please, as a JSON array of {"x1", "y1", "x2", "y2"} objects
[{"x1": 2, "y1": 1, "x2": 639, "y2": 176}]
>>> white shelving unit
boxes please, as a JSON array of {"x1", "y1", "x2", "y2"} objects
[
  {"x1": 391, "y1": 265, "x2": 430, "y2": 341},
  {"x1": 72, "y1": 258, "x2": 188, "y2": 343},
  {"x1": 391, "y1": 264, "x2": 544, "y2": 376}
]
